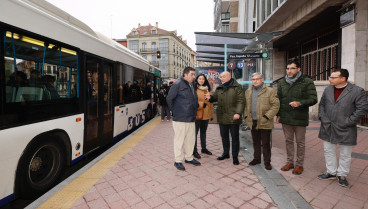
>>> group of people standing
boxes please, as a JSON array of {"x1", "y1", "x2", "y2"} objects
[{"x1": 165, "y1": 61, "x2": 368, "y2": 188}]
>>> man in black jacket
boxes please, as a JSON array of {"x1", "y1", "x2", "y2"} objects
[{"x1": 167, "y1": 67, "x2": 201, "y2": 171}]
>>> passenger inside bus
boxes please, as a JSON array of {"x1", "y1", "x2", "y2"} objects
[{"x1": 41, "y1": 75, "x2": 59, "y2": 100}]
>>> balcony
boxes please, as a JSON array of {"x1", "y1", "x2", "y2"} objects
[{"x1": 140, "y1": 48, "x2": 158, "y2": 54}]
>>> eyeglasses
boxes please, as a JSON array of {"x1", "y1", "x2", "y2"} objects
[
  {"x1": 328, "y1": 76, "x2": 341, "y2": 80},
  {"x1": 251, "y1": 78, "x2": 263, "y2": 81},
  {"x1": 286, "y1": 67, "x2": 297, "y2": 70}
]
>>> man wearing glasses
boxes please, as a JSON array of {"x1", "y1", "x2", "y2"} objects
[
  {"x1": 244, "y1": 73, "x2": 280, "y2": 170},
  {"x1": 317, "y1": 68, "x2": 368, "y2": 187},
  {"x1": 277, "y1": 59, "x2": 317, "y2": 175}
]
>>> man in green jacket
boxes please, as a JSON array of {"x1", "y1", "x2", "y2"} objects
[
  {"x1": 277, "y1": 59, "x2": 317, "y2": 175},
  {"x1": 244, "y1": 73, "x2": 280, "y2": 170},
  {"x1": 205, "y1": 71, "x2": 245, "y2": 165}
]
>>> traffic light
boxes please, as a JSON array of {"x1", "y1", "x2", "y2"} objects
[{"x1": 157, "y1": 51, "x2": 161, "y2": 59}]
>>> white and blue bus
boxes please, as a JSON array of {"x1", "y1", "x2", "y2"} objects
[{"x1": 0, "y1": 0, "x2": 161, "y2": 206}]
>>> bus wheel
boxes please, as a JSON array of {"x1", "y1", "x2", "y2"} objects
[
  {"x1": 18, "y1": 139, "x2": 65, "y2": 198},
  {"x1": 146, "y1": 106, "x2": 152, "y2": 121}
]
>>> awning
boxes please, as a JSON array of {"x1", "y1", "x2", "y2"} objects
[{"x1": 195, "y1": 31, "x2": 283, "y2": 63}]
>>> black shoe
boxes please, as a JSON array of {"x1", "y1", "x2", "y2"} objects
[
  {"x1": 193, "y1": 152, "x2": 201, "y2": 159},
  {"x1": 317, "y1": 172, "x2": 336, "y2": 180},
  {"x1": 174, "y1": 162, "x2": 185, "y2": 171},
  {"x1": 201, "y1": 149, "x2": 212, "y2": 155},
  {"x1": 217, "y1": 154, "x2": 230, "y2": 160},
  {"x1": 338, "y1": 176, "x2": 349, "y2": 187},
  {"x1": 185, "y1": 159, "x2": 201, "y2": 166},
  {"x1": 233, "y1": 158, "x2": 239, "y2": 165},
  {"x1": 249, "y1": 159, "x2": 261, "y2": 166}
]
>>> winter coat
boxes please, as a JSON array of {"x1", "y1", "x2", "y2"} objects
[
  {"x1": 210, "y1": 79, "x2": 245, "y2": 124},
  {"x1": 244, "y1": 84, "x2": 280, "y2": 130},
  {"x1": 196, "y1": 87, "x2": 214, "y2": 121},
  {"x1": 166, "y1": 77, "x2": 198, "y2": 122},
  {"x1": 318, "y1": 83, "x2": 368, "y2": 145},
  {"x1": 277, "y1": 74, "x2": 317, "y2": 126}
]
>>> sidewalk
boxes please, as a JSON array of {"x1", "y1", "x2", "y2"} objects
[
  {"x1": 259, "y1": 121, "x2": 368, "y2": 209},
  {"x1": 29, "y1": 117, "x2": 277, "y2": 209},
  {"x1": 27, "y1": 117, "x2": 368, "y2": 209}
]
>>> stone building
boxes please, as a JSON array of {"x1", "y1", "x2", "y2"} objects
[{"x1": 126, "y1": 22, "x2": 194, "y2": 79}]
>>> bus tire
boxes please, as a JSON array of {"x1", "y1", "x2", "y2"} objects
[
  {"x1": 146, "y1": 106, "x2": 152, "y2": 121},
  {"x1": 17, "y1": 138, "x2": 65, "y2": 199}
]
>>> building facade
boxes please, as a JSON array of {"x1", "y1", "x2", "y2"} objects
[
  {"x1": 251, "y1": 0, "x2": 368, "y2": 120},
  {"x1": 214, "y1": 0, "x2": 240, "y2": 32},
  {"x1": 126, "y1": 22, "x2": 194, "y2": 79}
]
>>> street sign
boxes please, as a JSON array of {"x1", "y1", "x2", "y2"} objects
[
  {"x1": 227, "y1": 62, "x2": 236, "y2": 70},
  {"x1": 247, "y1": 61, "x2": 255, "y2": 69},
  {"x1": 236, "y1": 61, "x2": 244, "y2": 69},
  {"x1": 228, "y1": 53, "x2": 268, "y2": 59}
]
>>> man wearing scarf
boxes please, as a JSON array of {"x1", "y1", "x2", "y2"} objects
[
  {"x1": 277, "y1": 59, "x2": 317, "y2": 175},
  {"x1": 205, "y1": 71, "x2": 245, "y2": 165}
]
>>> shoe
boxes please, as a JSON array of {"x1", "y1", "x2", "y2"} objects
[
  {"x1": 338, "y1": 176, "x2": 349, "y2": 187},
  {"x1": 217, "y1": 154, "x2": 230, "y2": 160},
  {"x1": 193, "y1": 152, "x2": 201, "y2": 159},
  {"x1": 185, "y1": 159, "x2": 201, "y2": 166},
  {"x1": 174, "y1": 162, "x2": 185, "y2": 171},
  {"x1": 281, "y1": 163, "x2": 294, "y2": 171},
  {"x1": 201, "y1": 149, "x2": 212, "y2": 155},
  {"x1": 317, "y1": 172, "x2": 336, "y2": 180},
  {"x1": 233, "y1": 158, "x2": 239, "y2": 165},
  {"x1": 292, "y1": 166, "x2": 304, "y2": 175},
  {"x1": 249, "y1": 159, "x2": 261, "y2": 166},
  {"x1": 264, "y1": 163, "x2": 272, "y2": 170}
]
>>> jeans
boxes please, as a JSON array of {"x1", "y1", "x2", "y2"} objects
[
  {"x1": 194, "y1": 120, "x2": 209, "y2": 153},
  {"x1": 219, "y1": 124, "x2": 240, "y2": 159},
  {"x1": 323, "y1": 141, "x2": 353, "y2": 177}
]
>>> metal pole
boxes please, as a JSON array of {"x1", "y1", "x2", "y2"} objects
[{"x1": 224, "y1": 43, "x2": 227, "y2": 71}]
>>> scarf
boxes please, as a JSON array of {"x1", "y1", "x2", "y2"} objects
[
  {"x1": 221, "y1": 78, "x2": 233, "y2": 90},
  {"x1": 198, "y1": 85, "x2": 208, "y2": 91},
  {"x1": 285, "y1": 71, "x2": 302, "y2": 85}
]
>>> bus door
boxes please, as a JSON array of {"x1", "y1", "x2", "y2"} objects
[{"x1": 84, "y1": 56, "x2": 113, "y2": 153}]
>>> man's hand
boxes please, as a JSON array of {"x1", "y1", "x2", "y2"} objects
[
  {"x1": 233, "y1": 114, "x2": 240, "y2": 120},
  {"x1": 289, "y1": 101, "x2": 301, "y2": 108},
  {"x1": 204, "y1": 91, "x2": 211, "y2": 100},
  {"x1": 276, "y1": 116, "x2": 280, "y2": 123}
]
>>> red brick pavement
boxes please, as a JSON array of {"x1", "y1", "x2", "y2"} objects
[
  {"x1": 70, "y1": 121, "x2": 278, "y2": 209},
  {"x1": 270, "y1": 122, "x2": 368, "y2": 209}
]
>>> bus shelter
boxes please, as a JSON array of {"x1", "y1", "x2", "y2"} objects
[{"x1": 195, "y1": 31, "x2": 282, "y2": 88}]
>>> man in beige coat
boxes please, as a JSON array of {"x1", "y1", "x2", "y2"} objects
[{"x1": 244, "y1": 73, "x2": 280, "y2": 170}]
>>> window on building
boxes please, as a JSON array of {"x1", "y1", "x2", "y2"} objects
[
  {"x1": 221, "y1": 24, "x2": 230, "y2": 32},
  {"x1": 221, "y1": 12, "x2": 230, "y2": 20},
  {"x1": 151, "y1": 42, "x2": 156, "y2": 51},
  {"x1": 142, "y1": 42, "x2": 147, "y2": 52},
  {"x1": 152, "y1": 30, "x2": 156, "y2": 34},
  {"x1": 129, "y1": 40, "x2": 139, "y2": 53}
]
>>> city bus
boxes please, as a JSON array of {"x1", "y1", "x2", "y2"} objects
[{"x1": 0, "y1": 0, "x2": 160, "y2": 206}]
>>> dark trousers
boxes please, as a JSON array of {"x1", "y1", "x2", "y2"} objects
[
  {"x1": 161, "y1": 105, "x2": 171, "y2": 120},
  {"x1": 251, "y1": 121, "x2": 272, "y2": 163},
  {"x1": 219, "y1": 124, "x2": 240, "y2": 159},
  {"x1": 194, "y1": 120, "x2": 209, "y2": 153}
]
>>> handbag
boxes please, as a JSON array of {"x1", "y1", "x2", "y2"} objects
[{"x1": 196, "y1": 109, "x2": 204, "y2": 120}]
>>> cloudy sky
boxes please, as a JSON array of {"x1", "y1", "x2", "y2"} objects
[{"x1": 45, "y1": 0, "x2": 214, "y2": 50}]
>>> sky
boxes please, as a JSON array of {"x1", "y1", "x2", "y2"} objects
[{"x1": 44, "y1": 0, "x2": 214, "y2": 50}]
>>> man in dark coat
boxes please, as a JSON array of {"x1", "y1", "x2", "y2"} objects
[
  {"x1": 317, "y1": 68, "x2": 368, "y2": 187},
  {"x1": 277, "y1": 59, "x2": 317, "y2": 175},
  {"x1": 166, "y1": 67, "x2": 200, "y2": 171},
  {"x1": 205, "y1": 71, "x2": 245, "y2": 165}
]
